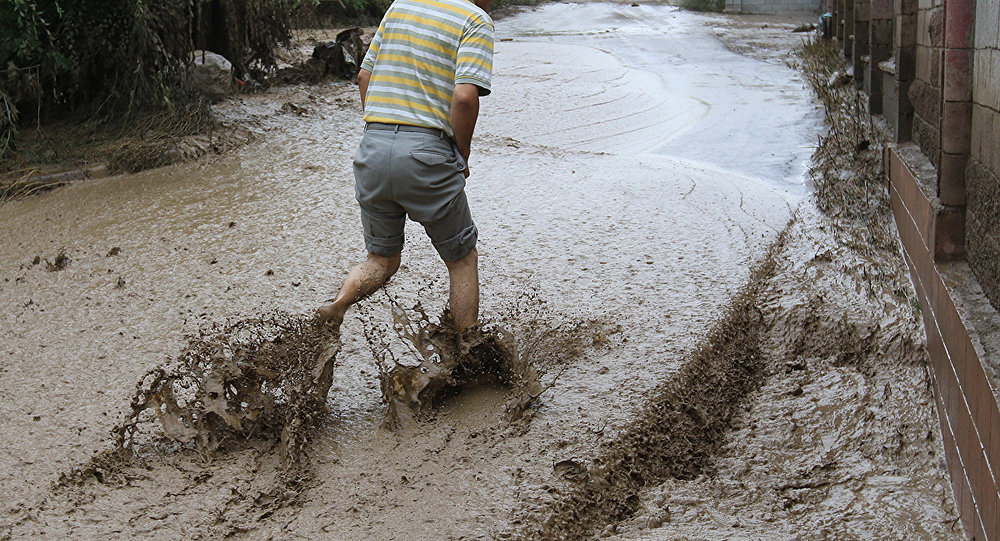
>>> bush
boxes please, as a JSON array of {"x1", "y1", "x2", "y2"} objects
[
  {"x1": 680, "y1": 0, "x2": 725, "y2": 12},
  {"x1": 0, "y1": 0, "x2": 316, "y2": 162}
]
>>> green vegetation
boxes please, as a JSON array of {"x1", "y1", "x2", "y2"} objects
[
  {"x1": 680, "y1": 0, "x2": 725, "y2": 13},
  {"x1": 0, "y1": 0, "x2": 317, "y2": 166}
]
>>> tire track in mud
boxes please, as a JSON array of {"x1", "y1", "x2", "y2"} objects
[{"x1": 504, "y1": 227, "x2": 790, "y2": 539}]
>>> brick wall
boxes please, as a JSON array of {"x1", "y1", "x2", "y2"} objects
[{"x1": 968, "y1": 0, "x2": 1000, "y2": 311}]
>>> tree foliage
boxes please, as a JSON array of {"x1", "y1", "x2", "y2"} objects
[{"x1": 0, "y1": 0, "x2": 313, "y2": 161}]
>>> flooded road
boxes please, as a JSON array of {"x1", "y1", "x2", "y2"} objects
[{"x1": 0, "y1": 4, "x2": 958, "y2": 540}]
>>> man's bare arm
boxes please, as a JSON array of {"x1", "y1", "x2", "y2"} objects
[
  {"x1": 451, "y1": 83, "x2": 480, "y2": 175},
  {"x1": 358, "y1": 69, "x2": 372, "y2": 108}
]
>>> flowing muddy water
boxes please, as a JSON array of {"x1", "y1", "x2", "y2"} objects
[{"x1": 0, "y1": 4, "x2": 959, "y2": 540}]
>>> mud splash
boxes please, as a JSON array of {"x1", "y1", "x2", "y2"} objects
[
  {"x1": 366, "y1": 299, "x2": 543, "y2": 428},
  {"x1": 114, "y1": 312, "x2": 340, "y2": 463}
]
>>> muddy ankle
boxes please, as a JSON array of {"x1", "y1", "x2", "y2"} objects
[{"x1": 316, "y1": 302, "x2": 345, "y2": 327}]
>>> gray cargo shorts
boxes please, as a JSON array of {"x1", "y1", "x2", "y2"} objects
[{"x1": 353, "y1": 123, "x2": 477, "y2": 262}]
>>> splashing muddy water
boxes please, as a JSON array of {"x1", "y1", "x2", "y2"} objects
[
  {"x1": 115, "y1": 313, "x2": 340, "y2": 463},
  {"x1": 371, "y1": 301, "x2": 543, "y2": 427}
]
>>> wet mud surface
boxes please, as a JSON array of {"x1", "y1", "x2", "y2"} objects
[{"x1": 0, "y1": 3, "x2": 961, "y2": 540}]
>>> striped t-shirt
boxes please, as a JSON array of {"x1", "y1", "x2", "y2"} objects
[{"x1": 360, "y1": 0, "x2": 495, "y2": 137}]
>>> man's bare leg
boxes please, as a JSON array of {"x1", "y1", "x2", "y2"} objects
[
  {"x1": 444, "y1": 247, "x2": 479, "y2": 333},
  {"x1": 318, "y1": 252, "x2": 401, "y2": 327}
]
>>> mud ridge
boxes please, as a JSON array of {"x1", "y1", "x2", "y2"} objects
[{"x1": 506, "y1": 229, "x2": 789, "y2": 539}]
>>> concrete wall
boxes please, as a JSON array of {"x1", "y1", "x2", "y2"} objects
[
  {"x1": 968, "y1": 0, "x2": 1000, "y2": 315},
  {"x1": 724, "y1": 0, "x2": 821, "y2": 14}
]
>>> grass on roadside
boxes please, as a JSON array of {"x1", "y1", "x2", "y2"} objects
[
  {"x1": 794, "y1": 38, "x2": 909, "y2": 298},
  {"x1": 795, "y1": 39, "x2": 894, "y2": 251}
]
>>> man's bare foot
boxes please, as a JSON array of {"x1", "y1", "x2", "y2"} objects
[{"x1": 316, "y1": 301, "x2": 346, "y2": 328}]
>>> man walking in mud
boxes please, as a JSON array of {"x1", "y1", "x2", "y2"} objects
[{"x1": 318, "y1": 0, "x2": 495, "y2": 333}]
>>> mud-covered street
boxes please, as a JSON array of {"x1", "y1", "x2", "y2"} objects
[{"x1": 0, "y1": 3, "x2": 963, "y2": 539}]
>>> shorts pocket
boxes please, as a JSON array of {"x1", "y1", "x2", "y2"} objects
[{"x1": 410, "y1": 150, "x2": 453, "y2": 166}]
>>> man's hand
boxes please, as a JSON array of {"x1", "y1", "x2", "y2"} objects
[
  {"x1": 463, "y1": 166, "x2": 470, "y2": 178},
  {"x1": 451, "y1": 83, "x2": 480, "y2": 169}
]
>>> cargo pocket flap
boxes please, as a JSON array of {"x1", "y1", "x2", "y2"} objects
[{"x1": 410, "y1": 151, "x2": 451, "y2": 166}]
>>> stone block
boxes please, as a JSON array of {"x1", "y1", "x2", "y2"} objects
[
  {"x1": 916, "y1": 45, "x2": 932, "y2": 78},
  {"x1": 856, "y1": 1, "x2": 871, "y2": 21},
  {"x1": 910, "y1": 78, "x2": 942, "y2": 123},
  {"x1": 872, "y1": 19, "x2": 894, "y2": 43},
  {"x1": 941, "y1": 101, "x2": 972, "y2": 155},
  {"x1": 971, "y1": 50, "x2": 985, "y2": 106},
  {"x1": 919, "y1": 0, "x2": 933, "y2": 12},
  {"x1": 943, "y1": 49, "x2": 973, "y2": 102},
  {"x1": 872, "y1": 0, "x2": 892, "y2": 17},
  {"x1": 967, "y1": 158, "x2": 1000, "y2": 249},
  {"x1": 988, "y1": 0, "x2": 1000, "y2": 47},
  {"x1": 944, "y1": 0, "x2": 975, "y2": 48},
  {"x1": 897, "y1": 0, "x2": 916, "y2": 17},
  {"x1": 990, "y1": 112, "x2": 1000, "y2": 173},
  {"x1": 918, "y1": 9, "x2": 931, "y2": 45},
  {"x1": 913, "y1": 114, "x2": 942, "y2": 166},
  {"x1": 994, "y1": 109, "x2": 1000, "y2": 173},
  {"x1": 929, "y1": 6, "x2": 945, "y2": 47},
  {"x1": 993, "y1": 50, "x2": 1000, "y2": 110},
  {"x1": 931, "y1": 46, "x2": 942, "y2": 83},
  {"x1": 967, "y1": 211, "x2": 1000, "y2": 311},
  {"x1": 939, "y1": 152, "x2": 968, "y2": 205},
  {"x1": 971, "y1": 104, "x2": 987, "y2": 159}
]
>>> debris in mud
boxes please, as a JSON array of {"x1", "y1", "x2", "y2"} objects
[
  {"x1": 371, "y1": 301, "x2": 543, "y2": 428},
  {"x1": 312, "y1": 28, "x2": 365, "y2": 79},
  {"x1": 277, "y1": 28, "x2": 366, "y2": 84},
  {"x1": 279, "y1": 102, "x2": 309, "y2": 116},
  {"x1": 45, "y1": 249, "x2": 70, "y2": 271},
  {"x1": 114, "y1": 313, "x2": 340, "y2": 463},
  {"x1": 106, "y1": 246, "x2": 121, "y2": 257}
]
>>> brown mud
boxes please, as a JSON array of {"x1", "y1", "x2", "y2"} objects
[
  {"x1": 0, "y1": 7, "x2": 963, "y2": 540},
  {"x1": 113, "y1": 313, "x2": 341, "y2": 463},
  {"x1": 508, "y1": 230, "x2": 785, "y2": 539},
  {"x1": 374, "y1": 301, "x2": 543, "y2": 428}
]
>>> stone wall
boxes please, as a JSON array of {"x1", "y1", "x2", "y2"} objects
[
  {"x1": 968, "y1": 0, "x2": 1000, "y2": 311},
  {"x1": 909, "y1": 0, "x2": 944, "y2": 168}
]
